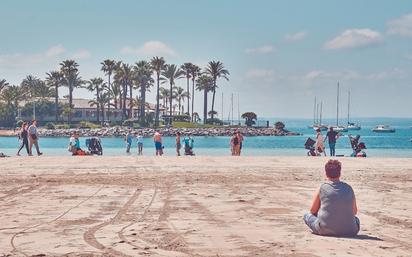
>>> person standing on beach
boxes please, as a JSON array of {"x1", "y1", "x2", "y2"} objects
[
  {"x1": 237, "y1": 132, "x2": 244, "y2": 156},
  {"x1": 230, "y1": 132, "x2": 240, "y2": 156},
  {"x1": 315, "y1": 129, "x2": 326, "y2": 156},
  {"x1": 153, "y1": 131, "x2": 163, "y2": 156},
  {"x1": 17, "y1": 122, "x2": 29, "y2": 156},
  {"x1": 125, "y1": 129, "x2": 133, "y2": 153},
  {"x1": 135, "y1": 132, "x2": 143, "y2": 155},
  {"x1": 176, "y1": 132, "x2": 182, "y2": 156},
  {"x1": 324, "y1": 127, "x2": 339, "y2": 156},
  {"x1": 303, "y1": 159, "x2": 359, "y2": 237},
  {"x1": 28, "y1": 120, "x2": 42, "y2": 156}
]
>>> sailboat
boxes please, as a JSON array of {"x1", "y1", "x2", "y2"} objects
[
  {"x1": 308, "y1": 97, "x2": 327, "y2": 131},
  {"x1": 346, "y1": 90, "x2": 361, "y2": 130},
  {"x1": 331, "y1": 82, "x2": 348, "y2": 132}
]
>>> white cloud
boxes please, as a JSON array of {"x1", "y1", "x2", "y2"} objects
[
  {"x1": 72, "y1": 49, "x2": 91, "y2": 59},
  {"x1": 366, "y1": 68, "x2": 407, "y2": 81},
  {"x1": 387, "y1": 13, "x2": 412, "y2": 37},
  {"x1": 285, "y1": 31, "x2": 307, "y2": 42},
  {"x1": 303, "y1": 69, "x2": 407, "y2": 82},
  {"x1": 245, "y1": 45, "x2": 275, "y2": 54},
  {"x1": 121, "y1": 41, "x2": 177, "y2": 57},
  {"x1": 303, "y1": 70, "x2": 360, "y2": 81},
  {"x1": 0, "y1": 45, "x2": 66, "y2": 69},
  {"x1": 45, "y1": 44, "x2": 66, "y2": 57},
  {"x1": 324, "y1": 29, "x2": 383, "y2": 50}
]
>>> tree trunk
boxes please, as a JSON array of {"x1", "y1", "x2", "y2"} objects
[
  {"x1": 211, "y1": 78, "x2": 216, "y2": 120},
  {"x1": 96, "y1": 87, "x2": 100, "y2": 123},
  {"x1": 68, "y1": 83, "x2": 72, "y2": 126},
  {"x1": 191, "y1": 78, "x2": 195, "y2": 122},
  {"x1": 186, "y1": 77, "x2": 190, "y2": 115},
  {"x1": 129, "y1": 84, "x2": 133, "y2": 119},
  {"x1": 101, "y1": 104, "x2": 105, "y2": 126},
  {"x1": 203, "y1": 89, "x2": 208, "y2": 124},
  {"x1": 55, "y1": 84, "x2": 59, "y2": 122},
  {"x1": 107, "y1": 75, "x2": 111, "y2": 122},
  {"x1": 169, "y1": 82, "x2": 173, "y2": 125},
  {"x1": 122, "y1": 82, "x2": 127, "y2": 120},
  {"x1": 140, "y1": 85, "x2": 146, "y2": 123},
  {"x1": 155, "y1": 73, "x2": 160, "y2": 128}
]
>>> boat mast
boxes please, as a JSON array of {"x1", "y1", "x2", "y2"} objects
[
  {"x1": 347, "y1": 90, "x2": 350, "y2": 125},
  {"x1": 320, "y1": 101, "x2": 323, "y2": 125},
  {"x1": 237, "y1": 93, "x2": 240, "y2": 125},
  {"x1": 231, "y1": 93, "x2": 234, "y2": 126},
  {"x1": 313, "y1": 97, "x2": 317, "y2": 125},
  {"x1": 336, "y1": 82, "x2": 340, "y2": 126},
  {"x1": 221, "y1": 92, "x2": 224, "y2": 122}
]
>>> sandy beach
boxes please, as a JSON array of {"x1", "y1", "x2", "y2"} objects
[{"x1": 0, "y1": 156, "x2": 411, "y2": 257}]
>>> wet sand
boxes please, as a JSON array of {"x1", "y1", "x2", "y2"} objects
[{"x1": 0, "y1": 156, "x2": 411, "y2": 257}]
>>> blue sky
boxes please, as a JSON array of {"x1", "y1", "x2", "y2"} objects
[{"x1": 1, "y1": 0, "x2": 412, "y2": 118}]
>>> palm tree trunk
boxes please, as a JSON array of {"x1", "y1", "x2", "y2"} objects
[
  {"x1": 122, "y1": 83, "x2": 127, "y2": 120},
  {"x1": 211, "y1": 79, "x2": 216, "y2": 120},
  {"x1": 69, "y1": 83, "x2": 73, "y2": 126},
  {"x1": 203, "y1": 89, "x2": 208, "y2": 124},
  {"x1": 169, "y1": 82, "x2": 173, "y2": 125},
  {"x1": 107, "y1": 75, "x2": 111, "y2": 121},
  {"x1": 155, "y1": 73, "x2": 160, "y2": 127},
  {"x1": 96, "y1": 87, "x2": 100, "y2": 123},
  {"x1": 141, "y1": 85, "x2": 146, "y2": 123},
  {"x1": 55, "y1": 84, "x2": 59, "y2": 122},
  {"x1": 129, "y1": 84, "x2": 133, "y2": 119},
  {"x1": 191, "y1": 78, "x2": 195, "y2": 122},
  {"x1": 101, "y1": 104, "x2": 105, "y2": 125},
  {"x1": 186, "y1": 77, "x2": 190, "y2": 115},
  {"x1": 179, "y1": 99, "x2": 181, "y2": 115}
]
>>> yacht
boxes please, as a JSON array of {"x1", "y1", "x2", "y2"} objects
[
  {"x1": 372, "y1": 125, "x2": 396, "y2": 133},
  {"x1": 308, "y1": 97, "x2": 328, "y2": 131},
  {"x1": 332, "y1": 126, "x2": 348, "y2": 132},
  {"x1": 346, "y1": 90, "x2": 361, "y2": 130}
]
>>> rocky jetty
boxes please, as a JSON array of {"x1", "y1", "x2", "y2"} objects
[{"x1": 35, "y1": 127, "x2": 301, "y2": 138}]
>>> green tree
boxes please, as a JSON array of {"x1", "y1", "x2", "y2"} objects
[
  {"x1": 60, "y1": 60, "x2": 82, "y2": 125},
  {"x1": 162, "y1": 64, "x2": 183, "y2": 123},
  {"x1": 190, "y1": 65, "x2": 201, "y2": 122},
  {"x1": 86, "y1": 78, "x2": 105, "y2": 124},
  {"x1": 180, "y1": 63, "x2": 193, "y2": 116},
  {"x1": 196, "y1": 75, "x2": 213, "y2": 124},
  {"x1": 174, "y1": 86, "x2": 189, "y2": 115},
  {"x1": 275, "y1": 121, "x2": 285, "y2": 130},
  {"x1": 115, "y1": 63, "x2": 133, "y2": 120},
  {"x1": 46, "y1": 71, "x2": 64, "y2": 122},
  {"x1": 101, "y1": 59, "x2": 118, "y2": 120},
  {"x1": 0, "y1": 85, "x2": 22, "y2": 107},
  {"x1": 89, "y1": 91, "x2": 110, "y2": 124},
  {"x1": 0, "y1": 79, "x2": 9, "y2": 94},
  {"x1": 241, "y1": 112, "x2": 257, "y2": 127},
  {"x1": 150, "y1": 56, "x2": 166, "y2": 127},
  {"x1": 134, "y1": 60, "x2": 154, "y2": 124},
  {"x1": 205, "y1": 61, "x2": 229, "y2": 120}
]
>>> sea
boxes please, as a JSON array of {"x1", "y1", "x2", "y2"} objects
[{"x1": 1, "y1": 118, "x2": 411, "y2": 157}]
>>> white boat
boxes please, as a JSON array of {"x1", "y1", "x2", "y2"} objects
[
  {"x1": 308, "y1": 97, "x2": 327, "y2": 131},
  {"x1": 332, "y1": 126, "x2": 348, "y2": 132},
  {"x1": 346, "y1": 90, "x2": 361, "y2": 130},
  {"x1": 372, "y1": 125, "x2": 396, "y2": 133}
]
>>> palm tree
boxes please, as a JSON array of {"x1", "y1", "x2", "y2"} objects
[
  {"x1": 196, "y1": 75, "x2": 213, "y2": 124},
  {"x1": 190, "y1": 64, "x2": 201, "y2": 122},
  {"x1": 0, "y1": 85, "x2": 23, "y2": 108},
  {"x1": 159, "y1": 87, "x2": 170, "y2": 111},
  {"x1": 46, "y1": 71, "x2": 63, "y2": 122},
  {"x1": 162, "y1": 64, "x2": 183, "y2": 124},
  {"x1": 0, "y1": 79, "x2": 9, "y2": 94},
  {"x1": 86, "y1": 78, "x2": 104, "y2": 124},
  {"x1": 36, "y1": 80, "x2": 54, "y2": 99},
  {"x1": 60, "y1": 60, "x2": 80, "y2": 125},
  {"x1": 174, "y1": 86, "x2": 189, "y2": 115},
  {"x1": 180, "y1": 63, "x2": 193, "y2": 115},
  {"x1": 150, "y1": 56, "x2": 166, "y2": 127},
  {"x1": 205, "y1": 61, "x2": 229, "y2": 120},
  {"x1": 101, "y1": 59, "x2": 118, "y2": 120},
  {"x1": 134, "y1": 60, "x2": 154, "y2": 124},
  {"x1": 89, "y1": 91, "x2": 110, "y2": 123},
  {"x1": 115, "y1": 63, "x2": 133, "y2": 120},
  {"x1": 21, "y1": 75, "x2": 42, "y2": 99}
]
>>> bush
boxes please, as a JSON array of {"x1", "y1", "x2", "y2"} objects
[
  {"x1": 79, "y1": 121, "x2": 101, "y2": 129},
  {"x1": 55, "y1": 124, "x2": 70, "y2": 129},
  {"x1": 45, "y1": 122, "x2": 55, "y2": 129},
  {"x1": 16, "y1": 120, "x2": 24, "y2": 128},
  {"x1": 122, "y1": 119, "x2": 134, "y2": 128}
]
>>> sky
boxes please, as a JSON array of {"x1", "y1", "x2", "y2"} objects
[{"x1": 1, "y1": 0, "x2": 412, "y2": 119}]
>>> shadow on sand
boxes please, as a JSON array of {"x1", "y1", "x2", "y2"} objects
[{"x1": 342, "y1": 234, "x2": 383, "y2": 241}]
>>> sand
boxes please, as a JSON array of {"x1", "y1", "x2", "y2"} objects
[{"x1": 0, "y1": 156, "x2": 411, "y2": 257}]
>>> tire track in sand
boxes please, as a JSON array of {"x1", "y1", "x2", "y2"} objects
[
  {"x1": 83, "y1": 187, "x2": 141, "y2": 257},
  {"x1": 10, "y1": 186, "x2": 104, "y2": 257},
  {"x1": 0, "y1": 184, "x2": 42, "y2": 202}
]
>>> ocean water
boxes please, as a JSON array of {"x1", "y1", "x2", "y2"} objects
[{"x1": 1, "y1": 118, "x2": 411, "y2": 157}]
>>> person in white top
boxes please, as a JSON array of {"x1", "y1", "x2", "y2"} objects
[
  {"x1": 315, "y1": 129, "x2": 326, "y2": 156},
  {"x1": 135, "y1": 132, "x2": 143, "y2": 155}
]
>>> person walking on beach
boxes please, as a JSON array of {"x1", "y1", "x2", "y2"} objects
[
  {"x1": 303, "y1": 159, "x2": 360, "y2": 237},
  {"x1": 28, "y1": 120, "x2": 42, "y2": 156},
  {"x1": 176, "y1": 132, "x2": 182, "y2": 156},
  {"x1": 315, "y1": 129, "x2": 326, "y2": 156},
  {"x1": 237, "y1": 131, "x2": 244, "y2": 156},
  {"x1": 135, "y1": 132, "x2": 143, "y2": 155},
  {"x1": 153, "y1": 131, "x2": 163, "y2": 156},
  {"x1": 17, "y1": 122, "x2": 29, "y2": 156},
  {"x1": 324, "y1": 127, "x2": 339, "y2": 156},
  {"x1": 230, "y1": 132, "x2": 240, "y2": 156},
  {"x1": 125, "y1": 129, "x2": 133, "y2": 153}
]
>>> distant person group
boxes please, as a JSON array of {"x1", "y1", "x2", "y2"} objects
[
  {"x1": 16, "y1": 120, "x2": 43, "y2": 156},
  {"x1": 315, "y1": 127, "x2": 340, "y2": 156}
]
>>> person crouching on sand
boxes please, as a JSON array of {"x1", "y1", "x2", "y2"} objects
[
  {"x1": 304, "y1": 160, "x2": 360, "y2": 237},
  {"x1": 153, "y1": 131, "x2": 163, "y2": 156}
]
